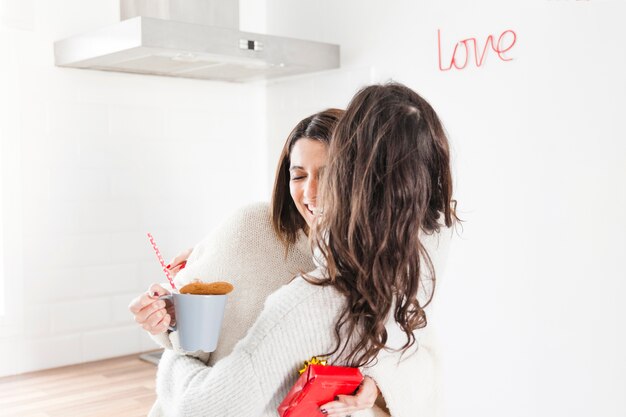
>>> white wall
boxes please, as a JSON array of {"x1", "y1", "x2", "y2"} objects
[
  {"x1": 0, "y1": 0, "x2": 267, "y2": 376},
  {"x1": 1, "y1": 1, "x2": 624, "y2": 415},
  {"x1": 264, "y1": 1, "x2": 626, "y2": 416}
]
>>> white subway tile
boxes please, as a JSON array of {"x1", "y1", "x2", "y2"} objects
[
  {"x1": 20, "y1": 98, "x2": 47, "y2": 145},
  {"x1": 65, "y1": 233, "x2": 112, "y2": 267},
  {"x1": 137, "y1": 198, "x2": 197, "y2": 233},
  {"x1": 109, "y1": 168, "x2": 140, "y2": 200},
  {"x1": 20, "y1": 334, "x2": 83, "y2": 374},
  {"x1": 111, "y1": 293, "x2": 141, "y2": 325},
  {"x1": 22, "y1": 198, "x2": 133, "y2": 236},
  {"x1": 26, "y1": 232, "x2": 112, "y2": 269},
  {"x1": 80, "y1": 263, "x2": 140, "y2": 297},
  {"x1": 0, "y1": 339, "x2": 26, "y2": 377},
  {"x1": 135, "y1": 228, "x2": 193, "y2": 267},
  {"x1": 21, "y1": 166, "x2": 52, "y2": 203},
  {"x1": 21, "y1": 198, "x2": 61, "y2": 236},
  {"x1": 48, "y1": 167, "x2": 111, "y2": 202},
  {"x1": 137, "y1": 260, "x2": 168, "y2": 291},
  {"x1": 50, "y1": 297, "x2": 111, "y2": 333},
  {"x1": 46, "y1": 101, "x2": 108, "y2": 136},
  {"x1": 164, "y1": 107, "x2": 226, "y2": 143},
  {"x1": 109, "y1": 231, "x2": 151, "y2": 264},
  {"x1": 25, "y1": 267, "x2": 84, "y2": 302},
  {"x1": 77, "y1": 131, "x2": 130, "y2": 170},
  {"x1": 24, "y1": 232, "x2": 75, "y2": 269},
  {"x1": 35, "y1": 0, "x2": 119, "y2": 40},
  {"x1": 133, "y1": 167, "x2": 186, "y2": 200},
  {"x1": 139, "y1": 331, "x2": 164, "y2": 352},
  {"x1": 74, "y1": 200, "x2": 141, "y2": 234},
  {"x1": 41, "y1": 130, "x2": 82, "y2": 170},
  {"x1": 81, "y1": 325, "x2": 143, "y2": 362},
  {"x1": 0, "y1": 0, "x2": 35, "y2": 31},
  {"x1": 108, "y1": 105, "x2": 166, "y2": 141},
  {"x1": 22, "y1": 303, "x2": 52, "y2": 337}
]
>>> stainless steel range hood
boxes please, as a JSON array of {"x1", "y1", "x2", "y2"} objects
[{"x1": 53, "y1": 0, "x2": 340, "y2": 82}]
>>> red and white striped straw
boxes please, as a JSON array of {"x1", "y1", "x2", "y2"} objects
[{"x1": 146, "y1": 232, "x2": 177, "y2": 290}]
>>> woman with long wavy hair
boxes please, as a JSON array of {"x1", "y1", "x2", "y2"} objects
[
  {"x1": 311, "y1": 82, "x2": 456, "y2": 370},
  {"x1": 150, "y1": 82, "x2": 456, "y2": 417}
]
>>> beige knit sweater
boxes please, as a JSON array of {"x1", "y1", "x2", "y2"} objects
[
  {"x1": 148, "y1": 202, "x2": 450, "y2": 417},
  {"x1": 149, "y1": 202, "x2": 315, "y2": 365}
]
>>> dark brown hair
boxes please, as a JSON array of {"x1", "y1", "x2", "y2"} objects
[
  {"x1": 312, "y1": 83, "x2": 458, "y2": 367},
  {"x1": 271, "y1": 109, "x2": 344, "y2": 248}
]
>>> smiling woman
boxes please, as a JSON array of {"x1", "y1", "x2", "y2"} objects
[
  {"x1": 289, "y1": 138, "x2": 328, "y2": 227},
  {"x1": 271, "y1": 109, "x2": 344, "y2": 248}
]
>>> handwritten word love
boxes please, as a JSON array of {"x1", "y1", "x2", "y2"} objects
[{"x1": 437, "y1": 29, "x2": 517, "y2": 71}]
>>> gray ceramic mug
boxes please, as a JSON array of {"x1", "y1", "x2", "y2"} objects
[{"x1": 159, "y1": 292, "x2": 227, "y2": 352}]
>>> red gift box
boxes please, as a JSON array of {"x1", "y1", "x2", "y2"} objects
[{"x1": 278, "y1": 364, "x2": 363, "y2": 417}]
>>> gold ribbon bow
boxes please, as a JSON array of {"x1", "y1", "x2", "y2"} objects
[{"x1": 298, "y1": 356, "x2": 328, "y2": 375}]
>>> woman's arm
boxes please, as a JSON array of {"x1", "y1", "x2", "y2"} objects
[
  {"x1": 360, "y1": 328, "x2": 440, "y2": 417},
  {"x1": 152, "y1": 277, "x2": 336, "y2": 416},
  {"x1": 155, "y1": 349, "x2": 265, "y2": 417}
]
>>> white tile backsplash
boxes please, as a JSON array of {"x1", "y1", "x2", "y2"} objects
[
  {"x1": 51, "y1": 297, "x2": 111, "y2": 333},
  {"x1": 47, "y1": 101, "x2": 109, "y2": 136},
  {"x1": 137, "y1": 261, "x2": 170, "y2": 291},
  {"x1": 111, "y1": 293, "x2": 140, "y2": 325},
  {"x1": 27, "y1": 233, "x2": 111, "y2": 269},
  {"x1": 21, "y1": 334, "x2": 83, "y2": 374},
  {"x1": 139, "y1": 330, "x2": 162, "y2": 352},
  {"x1": 80, "y1": 264, "x2": 140, "y2": 297},
  {"x1": 77, "y1": 132, "x2": 130, "y2": 170},
  {"x1": 23, "y1": 266, "x2": 84, "y2": 302},
  {"x1": 2, "y1": 17, "x2": 265, "y2": 375},
  {"x1": 23, "y1": 304, "x2": 52, "y2": 337},
  {"x1": 48, "y1": 167, "x2": 111, "y2": 202},
  {"x1": 108, "y1": 105, "x2": 166, "y2": 141},
  {"x1": 81, "y1": 326, "x2": 143, "y2": 363},
  {"x1": 3, "y1": 0, "x2": 283, "y2": 379},
  {"x1": 0, "y1": 0, "x2": 35, "y2": 31},
  {"x1": 74, "y1": 201, "x2": 141, "y2": 234}
]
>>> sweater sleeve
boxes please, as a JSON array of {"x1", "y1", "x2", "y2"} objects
[
  {"x1": 155, "y1": 348, "x2": 265, "y2": 417},
  {"x1": 361, "y1": 327, "x2": 441, "y2": 417},
  {"x1": 148, "y1": 332, "x2": 172, "y2": 350},
  {"x1": 152, "y1": 277, "x2": 334, "y2": 417}
]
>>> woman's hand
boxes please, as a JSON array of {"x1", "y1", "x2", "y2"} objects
[
  {"x1": 128, "y1": 248, "x2": 191, "y2": 335},
  {"x1": 167, "y1": 247, "x2": 193, "y2": 277},
  {"x1": 319, "y1": 376, "x2": 379, "y2": 417},
  {"x1": 128, "y1": 284, "x2": 174, "y2": 335}
]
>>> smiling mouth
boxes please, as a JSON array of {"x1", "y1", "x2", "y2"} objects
[{"x1": 304, "y1": 204, "x2": 316, "y2": 216}]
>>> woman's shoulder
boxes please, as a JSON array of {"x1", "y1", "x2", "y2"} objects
[
  {"x1": 208, "y1": 202, "x2": 314, "y2": 269},
  {"x1": 264, "y1": 273, "x2": 342, "y2": 315},
  {"x1": 191, "y1": 202, "x2": 276, "y2": 257},
  {"x1": 236, "y1": 272, "x2": 344, "y2": 351},
  {"x1": 219, "y1": 201, "x2": 273, "y2": 234}
]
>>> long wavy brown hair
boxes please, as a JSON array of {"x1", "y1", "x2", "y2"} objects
[
  {"x1": 311, "y1": 83, "x2": 458, "y2": 367},
  {"x1": 271, "y1": 109, "x2": 344, "y2": 248}
]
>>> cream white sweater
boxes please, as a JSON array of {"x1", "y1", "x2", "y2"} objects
[
  {"x1": 149, "y1": 202, "x2": 315, "y2": 365},
  {"x1": 149, "y1": 203, "x2": 450, "y2": 417}
]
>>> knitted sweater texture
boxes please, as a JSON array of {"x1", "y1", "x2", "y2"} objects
[
  {"x1": 149, "y1": 202, "x2": 315, "y2": 365},
  {"x1": 148, "y1": 202, "x2": 449, "y2": 417}
]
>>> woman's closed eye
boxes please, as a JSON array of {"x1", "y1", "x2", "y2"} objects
[{"x1": 289, "y1": 168, "x2": 307, "y2": 181}]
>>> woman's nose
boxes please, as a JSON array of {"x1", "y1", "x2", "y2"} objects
[{"x1": 304, "y1": 176, "x2": 318, "y2": 201}]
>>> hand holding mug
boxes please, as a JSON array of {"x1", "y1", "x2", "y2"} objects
[{"x1": 128, "y1": 283, "x2": 175, "y2": 335}]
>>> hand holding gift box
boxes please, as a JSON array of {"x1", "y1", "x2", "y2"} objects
[{"x1": 278, "y1": 357, "x2": 363, "y2": 417}]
